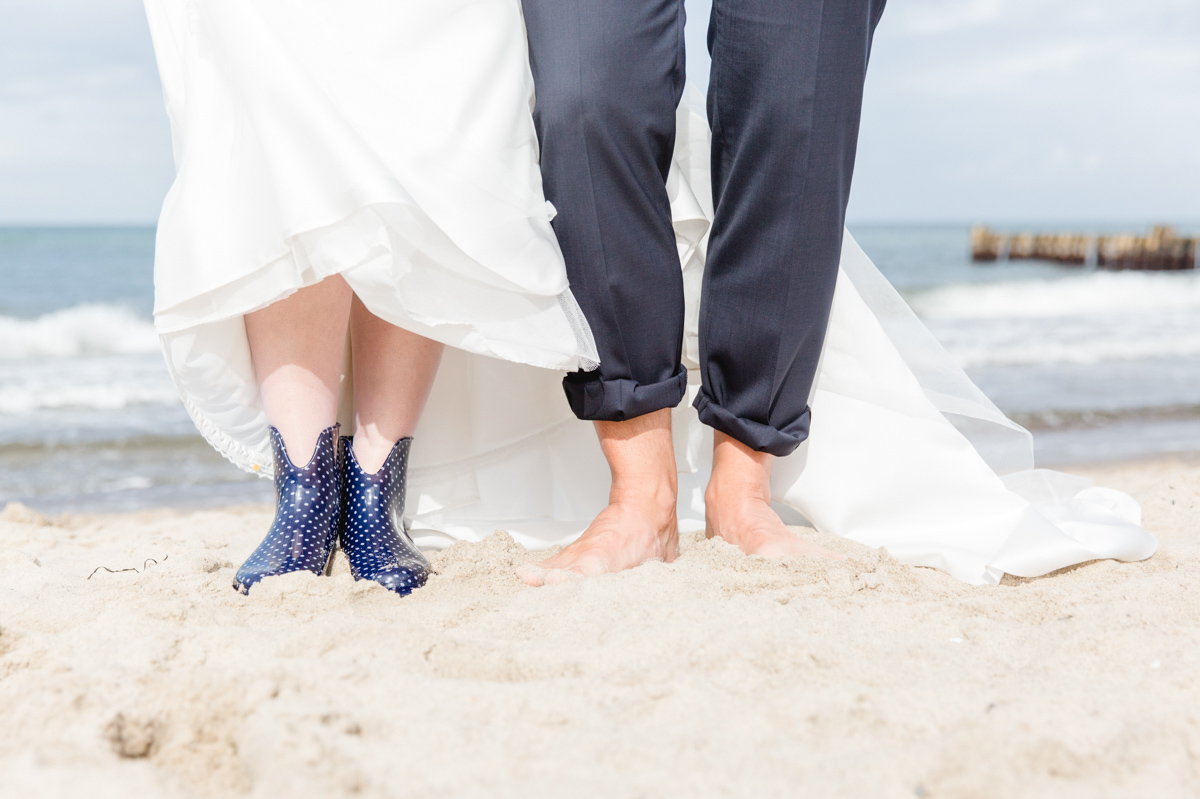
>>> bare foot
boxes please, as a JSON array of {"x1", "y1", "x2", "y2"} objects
[
  {"x1": 516, "y1": 499, "x2": 678, "y2": 586},
  {"x1": 705, "y1": 431, "x2": 844, "y2": 560},
  {"x1": 516, "y1": 409, "x2": 680, "y2": 587}
]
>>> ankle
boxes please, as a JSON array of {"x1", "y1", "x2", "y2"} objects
[
  {"x1": 705, "y1": 478, "x2": 771, "y2": 512},
  {"x1": 594, "y1": 409, "x2": 678, "y2": 520},
  {"x1": 350, "y1": 434, "x2": 395, "y2": 475},
  {"x1": 708, "y1": 432, "x2": 773, "y2": 509},
  {"x1": 350, "y1": 441, "x2": 388, "y2": 472},
  {"x1": 610, "y1": 476, "x2": 678, "y2": 517}
]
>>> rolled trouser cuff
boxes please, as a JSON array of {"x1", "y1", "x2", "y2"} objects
[
  {"x1": 563, "y1": 366, "x2": 688, "y2": 422},
  {"x1": 693, "y1": 390, "x2": 810, "y2": 457}
]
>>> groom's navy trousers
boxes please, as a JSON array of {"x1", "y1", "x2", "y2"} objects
[{"x1": 523, "y1": 0, "x2": 886, "y2": 456}]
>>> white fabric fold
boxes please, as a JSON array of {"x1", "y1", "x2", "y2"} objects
[
  {"x1": 405, "y1": 87, "x2": 1157, "y2": 585},
  {"x1": 146, "y1": 0, "x2": 600, "y2": 474}
]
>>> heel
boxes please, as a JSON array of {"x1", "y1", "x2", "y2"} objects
[
  {"x1": 338, "y1": 436, "x2": 430, "y2": 596},
  {"x1": 233, "y1": 425, "x2": 341, "y2": 594}
]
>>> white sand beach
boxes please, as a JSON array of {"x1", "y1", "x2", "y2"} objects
[{"x1": 1, "y1": 456, "x2": 1198, "y2": 798}]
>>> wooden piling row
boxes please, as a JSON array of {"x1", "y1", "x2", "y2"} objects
[
  {"x1": 1097, "y1": 227, "x2": 1196, "y2": 271},
  {"x1": 971, "y1": 225, "x2": 1196, "y2": 270}
]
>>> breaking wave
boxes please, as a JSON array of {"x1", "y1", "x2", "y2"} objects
[
  {"x1": 0, "y1": 304, "x2": 158, "y2": 359},
  {"x1": 906, "y1": 270, "x2": 1200, "y2": 320},
  {"x1": 906, "y1": 270, "x2": 1200, "y2": 367}
]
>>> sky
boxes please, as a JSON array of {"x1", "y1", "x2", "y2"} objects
[{"x1": 0, "y1": 0, "x2": 1197, "y2": 225}]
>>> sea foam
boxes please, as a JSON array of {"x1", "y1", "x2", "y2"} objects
[
  {"x1": 906, "y1": 270, "x2": 1200, "y2": 320},
  {"x1": 905, "y1": 270, "x2": 1200, "y2": 368},
  {"x1": 0, "y1": 353, "x2": 180, "y2": 414},
  {"x1": 0, "y1": 305, "x2": 174, "y2": 415},
  {"x1": 0, "y1": 304, "x2": 159, "y2": 359}
]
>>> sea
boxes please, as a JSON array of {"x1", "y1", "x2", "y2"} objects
[{"x1": 3, "y1": 223, "x2": 1199, "y2": 513}]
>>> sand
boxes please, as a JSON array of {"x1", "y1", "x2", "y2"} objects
[{"x1": 1, "y1": 457, "x2": 1198, "y2": 798}]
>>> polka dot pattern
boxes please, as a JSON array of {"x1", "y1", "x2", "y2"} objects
[
  {"x1": 338, "y1": 436, "x2": 430, "y2": 596},
  {"x1": 233, "y1": 425, "x2": 341, "y2": 594}
]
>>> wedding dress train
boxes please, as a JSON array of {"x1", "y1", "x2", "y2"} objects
[
  {"x1": 145, "y1": 0, "x2": 1155, "y2": 585},
  {"x1": 405, "y1": 88, "x2": 1155, "y2": 585}
]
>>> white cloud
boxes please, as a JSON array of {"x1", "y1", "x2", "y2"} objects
[
  {"x1": 0, "y1": 0, "x2": 1196, "y2": 223},
  {"x1": 0, "y1": 0, "x2": 174, "y2": 222},
  {"x1": 846, "y1": 0, "x2": 1200, "y2": 221},
  {"x1": 889, "y1": 0, "x2": 1006, "y2": 36},
  {"x1": 895, "y1": 41, "x2": 1106, "y2": 95}
]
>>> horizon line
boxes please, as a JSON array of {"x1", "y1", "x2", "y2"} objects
[{"x1": 3, "y1": 217, "x2": 1198, "y2": 229}]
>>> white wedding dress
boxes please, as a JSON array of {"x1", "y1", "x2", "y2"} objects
[{"x1": 145, "y1": 0, "x2": 1155, "y2": 585}]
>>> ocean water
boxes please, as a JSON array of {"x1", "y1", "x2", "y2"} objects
[
  {"x1": 2, "y1": 223, "x2": 1199, "y2": 513},
  {"x1": 0, "y1": 227, "x2": 269, "y2": 512}
]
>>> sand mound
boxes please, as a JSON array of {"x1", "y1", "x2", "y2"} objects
[{"x1": 1, "y1": 458, "x2": 1198, "y2": 797}]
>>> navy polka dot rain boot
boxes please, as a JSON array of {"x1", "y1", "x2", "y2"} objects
[
  {"x1": 232, "y1": 424, "x2": 341, "y2": 594},
  {"x1": 338, "y1": 436, "x2": 431, "y2": 596}
]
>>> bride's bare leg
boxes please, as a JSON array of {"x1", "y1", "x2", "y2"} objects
[
  {"x1": 705, "y1": 431, "x2": 844, "y2": 559},
  {"x1": 517, "y1": 409, "x2": 678, "y2": 586},
  {"x1": 245, "y1": 276, "x2": 353, "y2": 457},
  {"x1": 349, "y1": 294, "x2": 443, "y2": 474}
]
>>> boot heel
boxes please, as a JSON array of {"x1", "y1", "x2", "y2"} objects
[
  {"x1": 233, "y1": 425, "x2": 341, "y2": 594},
  {"x1": 338, "y1": 436, "x2": 430, "y2": 596}
]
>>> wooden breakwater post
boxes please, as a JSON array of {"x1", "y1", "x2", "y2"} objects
[
  {"x1": 971, "y1": 225, "x2": 1197, "y2": 270},
  {"x1": 1098, "y1": 226, "x2": 1197, "y2": 271},
  {"x1": 969, "y1": 226, "x2": 1004, "y2": 261}
]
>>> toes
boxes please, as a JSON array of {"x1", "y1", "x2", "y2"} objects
[
  {"x1": 515, "y1": 562, "x2": 548, "y2": 587},
  {"x1": 771, "y1": 542, "x2": 847, "y2": 561},
  {"x1": 542, "y1": 568, "x2": 583, "y2": 586},
  {"x1": 798, "y1": 542, "x2": 847, "y2": 561}
]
